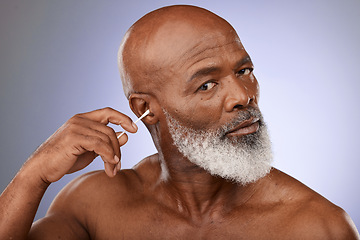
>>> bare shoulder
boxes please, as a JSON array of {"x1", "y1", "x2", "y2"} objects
[
  {"x1": 261, "y1": 168, "x2": 360, "y2": 239},
  {"x1": 29, "y1": 170, "x2": 140, "y2": 239},
  {"x1": 30, "y1": 155, "x2": 161, "y2": 239},
  {"x1": 50, "y1": 154, "x2": 162, "y2": 211}
]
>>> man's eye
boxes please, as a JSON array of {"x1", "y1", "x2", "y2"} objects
[
  {"x1": 237, "y1": 68, "x2": 253, "y2": 76},
  {"x1": 198, "y1": 82, "x2": 217, "y2": 91}
]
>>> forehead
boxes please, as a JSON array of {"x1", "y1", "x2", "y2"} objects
[
  {"x1": 182, "y1": 35, "x2": 247, "y2": 74},
  {"x1": 144, "y1": 20, "x2": 246, "y2": 73}
]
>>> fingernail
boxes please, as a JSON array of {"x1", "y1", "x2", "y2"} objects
[
  {"x1": 117, "y1": 161, "x2": 121, "y2": 171},
  {"x1": 132, "y1": 122, "x2": 138, "y2": 130},
  {"x1": 113, "y1": 166, "x2": 118, "y2": 176},
  {"x1": 114, "y1": 155, "x2": 120, "y2": 163}
]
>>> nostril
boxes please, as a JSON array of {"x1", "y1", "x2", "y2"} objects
[{"x1": 233, "y1": 104, "x2": 243, "y2": 110}]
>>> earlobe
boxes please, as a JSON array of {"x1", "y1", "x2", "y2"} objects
[{"x1": 129, "y1": 93, "x2": 159, "y2": 125}]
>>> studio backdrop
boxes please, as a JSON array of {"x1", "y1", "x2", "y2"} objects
[{"x1": 1, "y1": 0, "x2": 359, "y2": 227}]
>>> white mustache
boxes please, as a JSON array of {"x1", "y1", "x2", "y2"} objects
[{"x1": 220, "y1": 107, "x2": 263, "y2": 136}]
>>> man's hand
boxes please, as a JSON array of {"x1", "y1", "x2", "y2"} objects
[
  {"x1": 0, "y1": 107, "x2": 138, "y2": 239},
  {"x1": 27, "y1": 107, "x2": 138, "y2": 183}
]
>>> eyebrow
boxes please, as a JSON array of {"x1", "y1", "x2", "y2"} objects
[
  {"x1": 187, "y1": 55, "x2": 253, "y2": 83},
  {"x1": 233, "y1": 56, "x2": 253, "y2": 70},
  {"x1": 188, "y1": 66, "x2": 221, "y2": 82}
]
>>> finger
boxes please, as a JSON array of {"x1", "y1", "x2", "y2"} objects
[
  {"x1": 78, "y1": 107, "x2": 138, "y2": 133},
  {"x1": 116, "y1": 132, "x2": 129, "y2": 147},
  {"x1": 72, "y1": 118, "x2": 121, "y2": 159},
  {"x1": 74, "y1": 133, "x2": 118, "y2": 165},
  {"x1": 67, "y1": 152, "x2": 96, "y2": 173},
  {"x1": 116, "y1": 161, "x2": 121, "y2": 172},
  {"x1": 103, "y1": 161, "x2": 117, "y2": 177},
  {"x1": 90, "y1": 124, "x2": 121, "y2": 160}
]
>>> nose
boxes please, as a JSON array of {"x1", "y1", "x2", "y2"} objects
[{"x1": 224, "y1": 77, "x2": 257, "y2": 112}]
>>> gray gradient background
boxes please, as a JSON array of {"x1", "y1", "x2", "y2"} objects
[{"x1": 1, "y1": 0, "x2": 359, "y2": 228}]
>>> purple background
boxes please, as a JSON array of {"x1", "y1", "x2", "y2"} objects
[{"x1": 1, "y1": 0, "x2": 359, "y2": 228}]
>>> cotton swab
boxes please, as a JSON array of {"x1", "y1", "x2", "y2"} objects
[{"x1": 117, "y1": 109, "x2": 150, "y2": 139}]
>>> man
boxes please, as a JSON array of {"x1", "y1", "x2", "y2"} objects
[{"x1": 0, "y1": 5, "x2": 359, "y2": 239}]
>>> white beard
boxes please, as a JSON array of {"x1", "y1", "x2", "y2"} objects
[{"x1": 164, "y1": 108, "x2": 273, "y2": 185}]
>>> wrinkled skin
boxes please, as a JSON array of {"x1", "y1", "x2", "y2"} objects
[{"x1": 1, "y1": 5, "x2": 359, "y2": 240}]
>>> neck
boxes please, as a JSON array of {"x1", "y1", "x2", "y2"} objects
[
  {"x1": 158, "y1": 150, "x2": 258, "y2": 221},
  {"x1": 148, "y1": 123, "x2": 259, "y2": 221}
]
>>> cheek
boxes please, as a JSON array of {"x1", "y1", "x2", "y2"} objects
[
  {"x1": 158, "y1": 81, "x2": 224, "y2": 130},
  {"x1": 247, "y1": 74, "x2": 260, "y2": 104},
  {"x1": 253, "y1": 78, "x2": 260, "y2": 104},
  {"x1": 169, "y1": 95, "x2": 224, "y2": 130},
  {"x1": 255, "y1": 84, "x2": 260, "y2": 104}
]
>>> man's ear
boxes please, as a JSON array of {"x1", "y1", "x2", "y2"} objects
[{"x1": 129, "y1": 93, "x2": 159, "y2": 125}]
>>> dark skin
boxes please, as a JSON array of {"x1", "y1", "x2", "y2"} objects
[{"x1": 1, "y1": 5, "x2": 359, "y2": 239}]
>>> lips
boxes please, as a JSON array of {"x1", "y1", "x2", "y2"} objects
[{"x1": 225, "y1": 117, "x2": 260, "y2": 137}]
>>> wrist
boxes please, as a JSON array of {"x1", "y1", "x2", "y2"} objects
[{"x1": 18, "y1": 158, "x2": 51, "y2": 191}]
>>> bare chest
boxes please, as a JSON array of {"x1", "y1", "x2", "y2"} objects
[{"x1": 86, "y1": 203, "x2": 291, "y2": 240}]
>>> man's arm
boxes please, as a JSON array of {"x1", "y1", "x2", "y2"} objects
[
  {"x1": 291, "y1": 196, "x2": 360, "y2": 239},
  {"x1": 335, "y1": 210, "x2": 360, "y2": 239},
  {"x1": 0, "y1": 163, "x2": 49, "y2": 239},
  {"x1": 28, "y1": 173, "x2": 95, "y2": 240},
  {"x1": 0, "y1": 107, "x2": 137, "y2": 239}
]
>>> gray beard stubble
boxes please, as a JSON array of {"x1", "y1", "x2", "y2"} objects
[{"x1": 164, "y1": 107, "x2": 273, "y2": 185}]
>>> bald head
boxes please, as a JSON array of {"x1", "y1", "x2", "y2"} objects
[{"x1": 118, "y1": 5, "x2": 240, "y2": 99}]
